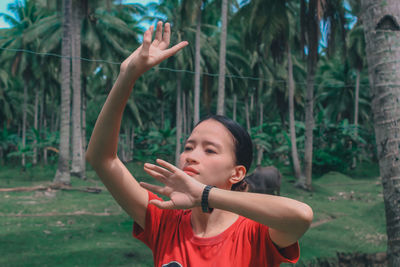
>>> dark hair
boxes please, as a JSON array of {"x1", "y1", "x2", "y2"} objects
[{"x1": 195, "y1": 115, "x2": 253, "y2": 191}]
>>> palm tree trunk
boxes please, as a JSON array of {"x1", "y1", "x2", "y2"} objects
[
  {"x1": 288, "y1": 45, "x2": 302, "y2": 179},
  {"x1": 71, "y1": 0, "x2": 85, "y2": 178},
  {"x1": 54, "y1": 0, "x2": 72, "y2": 184},
  {"x1": 182, "y1": 90, "x2": 187, "y2": 136},
  {"x1": 256, "y1": 71, "x2": 264, "y2": 166},
  {"x1": 256, "y1": 102, "x2": 264, "y2": 166},
  {"x1": 193, "y1": 2, "x2": 202, "y2": 125},
  {"x1": 22, "y1": 80, "x2": 27, "y2": 169},
  {"x1": 216, "y1": 0, "x2": 228, "y2": 115},
  {"x1": 352, "y1": 69, "x2": 360, "y2": 168},
  {"x1": 82, "y1": 80, "x2": 87, "y2": 153},
  {"x1": 298, "y1": 0, "x2": 319, "y2": 191},
  {"x1": 33, "y1": 89, "x2": 39, "y2": 165},
  {"x1": 175, "y1": 76, "x2": 183, "y2": 165},
  {"x1": 232, "y1": 93, "x2": 237, "y2": 121},
  {"x1": 245, "y1": 94, "x2": 251, "y2": 133},
  {"x1": 362, "y1": 1, "x2": 400, "y2": 265}
]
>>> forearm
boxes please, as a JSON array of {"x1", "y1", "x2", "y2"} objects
[
  {"x1": 86, "y1": 71, "x2": 137, "y2": 164},
  {"x1": 208, "y1": 188, "x2": 313, "y2": 238}
]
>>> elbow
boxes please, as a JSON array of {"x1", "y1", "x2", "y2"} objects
[{"x1": 299, "y1": 203, "x2": 314, "y2": 230}]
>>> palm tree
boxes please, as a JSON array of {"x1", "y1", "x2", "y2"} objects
[
  {"x1": 361, "y1": 0, "x2": 400, "y2": 265},
  {"x1": 296, "y1": 0, "x2": 322, "y2": 190},
  {"x1": 0, "y1": 0, "x2": 48, "y2": 169},
  {"x1": 54, "y1": 0, "x2": 72, "y2": 184},
  {"x1": 70, "y1": 0, "x2": 85, "y2": 178},
  {"x1": 216, "y1": 0, "x2": 228, "y2": 115},
  {"x1": 347, "y1": 20, "x2": 366, "y2": 168},
  {"x1": 193, "y1": 0, "x2": 203, "y2": 125}
]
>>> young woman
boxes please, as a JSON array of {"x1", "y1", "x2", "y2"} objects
[{"x1": 86, "y1": 21, "x2": 313, "y2": 267}]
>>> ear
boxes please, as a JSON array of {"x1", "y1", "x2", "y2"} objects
[{"x1": 229, "y1": 165, "x2": 247, "y2": 185}]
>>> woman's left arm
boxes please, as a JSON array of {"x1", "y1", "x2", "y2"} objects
[{"x1": 208, "y1": 188, "x2": 313, "y2": 248}]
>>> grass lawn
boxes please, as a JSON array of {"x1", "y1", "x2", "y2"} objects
[{"x1": 0, "y1": 161, "x2": 385, "y2": 266}]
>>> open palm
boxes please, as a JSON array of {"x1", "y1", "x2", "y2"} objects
[{"x1": 120, "y1": 21, "x2": 188, "y2": 76}]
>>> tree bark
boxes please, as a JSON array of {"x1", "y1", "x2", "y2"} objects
[
  {"x1": 245, "y1": 94, "x2": 251, "y2": 133},
  {"x1": 232, "y1": 93, "x2": 237, "y2": 121},
  {"x1": 288, "y1": 45, "x2": 302, "y2": 179},
  {"x1": 217, "y1": 0, "x2": 228, "y2": 115},
  {"x1": 362, "y1": 1, "x2": 400, "y2": 265},
  {"x1": 352, "y1": 69, "x2": 360, "y2": 168},
  {"x1": 33, "y1": 89, "x2": 39, "y2": 165},
  {"x1": 175, "y1": 76, "x2": 183, "y2": 166},
  {"x1": 21, "y1": 77, "x2": 28, "y2": 169},
  {"x1": 54, "y1": 0, "x2": 72, "y2": 184},
  {"x1": 193, "y1": 2, "x2": 202, "y2": 125},
  {"x1": 256, "y1": 102, "x2": 264, "y2": 166},
  {"x1": 182, "y1": 90, "x2": 187, "y2": 137},
  {"x1": 256, "y1": 70, "x2": 264, "y2": 166},
  {"x1": 298, "y1": 0, "x2": 319, "y2": 191},
  {"x1": 71, "y1": 0, "x2": 85, "y2": 178}
]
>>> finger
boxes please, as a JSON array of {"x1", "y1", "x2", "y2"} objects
[
  {"x1": 144, "y1": 162, "x2": 172, "y2": 178},
  {"x1": 161, "y1": 41, "x2": 189, "y2": 60},
  {"x1": 149, "y1": 199, "x2": 175, "y2": 209},
  {"x1": 158, "y1": 22, "x2": 171, "y2": 50},
  {"x1": 142, "y1": 26, "x2": 153, "y2": 56},
  {"x1": 143, "y1": 166, "x2": 167, "y2": 183},
  {"x1": 156, "y1": 158, "x2": 181, "y2": 174},
  {"x1": 140, "y1": 182, "x2": 165, "y2": 194},
  {"x1": 153, "y1": 21, "x2": 163, "y2": 46}
]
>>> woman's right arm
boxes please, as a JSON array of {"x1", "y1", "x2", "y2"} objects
[{"x1": 85, "y1": 22, "x2": 188, "y2": 229}]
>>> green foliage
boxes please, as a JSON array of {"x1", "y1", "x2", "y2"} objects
[
  {"x1": 133, "y1": 120, "x2": 176, "y2": 163},
  {"x1": 313, "y1": 118, "x2": 374, "y2": 176}
]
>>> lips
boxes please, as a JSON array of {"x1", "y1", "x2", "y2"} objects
[{"x1": 182, "y1": 166, "x2": 199, "y2": 176}]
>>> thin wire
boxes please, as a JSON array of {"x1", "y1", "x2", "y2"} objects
[{"x1": 0, "y1": 46, "x2": 372, "y2": 88}]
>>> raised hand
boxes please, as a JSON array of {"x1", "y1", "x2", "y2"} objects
[
  {"x1": 120, "y1": 21, "x2": 188, "y2": 78},
  {"x1": 141, "y1": 159, "x2": 205, "y2": 210}
]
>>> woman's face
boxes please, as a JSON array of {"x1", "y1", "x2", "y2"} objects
[{"x1": 179, "y1": 119, "x2": 238, "y2": 189}]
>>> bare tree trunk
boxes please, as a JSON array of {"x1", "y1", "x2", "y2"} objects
[
  {"x1": 297, "y1": 0, "x2": 319, "y2": 191},
  {"x1": 43, "y1": 117, "x2": 48, "y2": 165},
  {"x1": 21, "y1": 80, "x2": 28, "y2": 169},
  {"x1": 288, "y1": 45, "x2": 302, "y2": 179},
  {"x1": 82, "y1": 80, "x2": 87, "y2": 152},
  {"x1": 33, "y1": 89, "x2": 39, "y2": 165},
  {"x1": 182, "y1": 90, "x2": 187, "y2": 137},
  {"x1": 71, "y1": 0, "x2": 85, "y2": 178},
  {"x1": 352, "y1": 69, "x2": 360, "y2": 168},
  {"x1": 256, "y1": 102, "x2": 264, "y2": 166},
  {"x1": 217, "y1": 0, "x2": 228, "y2": 115},
  {"x1": 232, "y1": 93, "x2": 237, "y2": 121},
  {"x1": 256, "y1": 71, "x2": 264, "y2": 166},
  {"x1": 186, "y1": 92, "x2": 192, "y2": 132},
  {"x1": 193, "y1": 2, "x2": 201, "y2": 125},
  {"x1": 362, "y1": 1, "x2": 400, "y2": 265},
  {"x1": 54, "y1": 0, "x2": 72, "y2": 184},
  {"x1": 245, "y1": 94, "x2": 251, "y2": 133},
  {"x1": 175, "y1": 77, "x2": 183, "y2": 165}
]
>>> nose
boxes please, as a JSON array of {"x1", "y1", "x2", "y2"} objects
[{"x1": 181, "y1": 148, "x2": 200, "y2": 165}]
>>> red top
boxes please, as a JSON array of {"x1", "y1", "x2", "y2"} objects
[{"x1": 133, "y1": 191, "x2": 300, "y2": 267}]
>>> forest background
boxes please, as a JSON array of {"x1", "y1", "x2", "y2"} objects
[{"x1": 0, "y1": 0, "x2": 399, "y2": 266}]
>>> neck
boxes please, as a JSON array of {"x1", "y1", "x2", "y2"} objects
[{"x1": 190, "y1": 207, "x2": 239, "y2": 238}]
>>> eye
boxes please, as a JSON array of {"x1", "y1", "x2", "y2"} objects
[
  {"x1": 184, "y1": 146, "x2": 193, "y2": 151},
  {"x1": 205, "y1": 148, "x2": 216, "y2": 154}
]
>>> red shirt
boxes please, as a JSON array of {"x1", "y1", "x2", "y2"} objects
[{"x1": 133, "y1": 191, "x2": 299, "y2": 267}]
